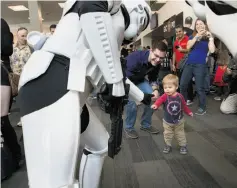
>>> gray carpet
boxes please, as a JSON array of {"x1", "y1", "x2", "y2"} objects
[{"x1": 2, "y1": 96, "x2": 237, "y2": 188}]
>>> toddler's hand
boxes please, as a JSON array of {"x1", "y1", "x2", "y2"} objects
[
  {"x1": 151, "y1": 104, "x2": 158, "y2": 110},
  {"x1": 189, "y1": 112, "x2": 193, "y2": 117}
]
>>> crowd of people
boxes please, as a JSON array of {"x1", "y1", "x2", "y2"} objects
[
  {"x1": 121, "y1": 18, "x2": 237, "y2": 116},
  {"x1": 119, "y1": 17, "x2": 237, "y2": 154}
]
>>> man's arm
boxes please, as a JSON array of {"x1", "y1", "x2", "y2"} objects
[
  {"x1": 178, "y1": 36, "x2": 189, "y2": 53},
  {"x1": 172, "y1": 52, "x2": 176, "y2": 71},
  {"x1": 178, "y1": 48, "x2": 189, "y2": 53},
  {"x1": 154, "y1": 94, "x2": 166, "y2": 107},
  {"x1": 180, "y1": 94, "x2": 193, "y2": 116}
]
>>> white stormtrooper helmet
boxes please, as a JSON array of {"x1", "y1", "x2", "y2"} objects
[
  {"x1": 122, "y1": 0, "x2": 151, "y2": 42},
  {"x1": 186, "y1": 0, "x2": 237, "y2": 59}
]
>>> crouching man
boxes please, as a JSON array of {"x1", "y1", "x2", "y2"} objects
[{"x1": 124, "y1": 41, "x2": 167, "y2": 139}]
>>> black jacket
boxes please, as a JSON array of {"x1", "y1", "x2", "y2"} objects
[{"x1": 1, "y1": 18, "x2": 13, "y2": 71}]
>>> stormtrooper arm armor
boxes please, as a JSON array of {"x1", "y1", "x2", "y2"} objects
[
  {"x1": 126, "y1": 78, "x2": 143, "y2": 102},
  {"x1": 78, "y1": 1, "x2": 125, "y2": 97}
]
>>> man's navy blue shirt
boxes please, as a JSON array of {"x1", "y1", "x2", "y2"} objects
[
  {"x1": 125, "y1": 50, "x2": 150, "y2": 77},
  {"x1": 125, "y1": 50, "x2": 160, "y2": 84}
]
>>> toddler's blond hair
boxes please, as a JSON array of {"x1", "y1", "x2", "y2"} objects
[{"x1": 162, "y1": 74, "x2": 179, "y2": 87}]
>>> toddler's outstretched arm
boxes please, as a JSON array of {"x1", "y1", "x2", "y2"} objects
[
  {"x1": 180, "y1": 94, "x2": 193, "y2": 116},
  {"x1": 151, "y1": 94, "x2": 167, "y2": 110}
]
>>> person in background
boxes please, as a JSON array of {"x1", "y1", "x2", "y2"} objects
[
  {"x1": 220, "y1": 57, "x2": 237, "y2": 114},
  {"x1": 124, "y1": 41, "x2": 167, "y2": 139},
  {"x1": 146, "y1": 46, "x2": 150, "y2": 50},
  {"x1": 172, "y1": 25, "x2": 194, "y2": 105},
  {"x1": 10, "y1": 27, "x2": 33, "y2": 126},
  {"x1": 183, "y1": 16, "x2": 193, "y2": 37},
  {"x1": 121, "y1": 44, "x2": 129, "y2": 58},
  {"x1": 1, "y1": 18, "x2": 22, "y2": 173},
  {"x1": 180, "y1": 19, "x2": 215, "y2": 115},
  {"x1": 49, "y1": 24, "x2": 57, "y2": 35},
  {"x1": 10, "y1": 27, "x2": 33, "y2": 76},
  {"x1": 213, "y1": 50, "x2": 229, "y2": 101},
  {"x1": 151, "y1": 74, "x2": 193, "y2": 154},
  {"x1": 172, "y1": 25, "x2": 189, "y2": 74},
  {"x1": 158, "y1": 38, "x2": 172, "y2": 95},
  {"x1": 128, "y1": 44, "x2": 135, "y2": 54}
]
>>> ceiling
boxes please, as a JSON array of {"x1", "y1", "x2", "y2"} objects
[
  {"x1": 149, "y1": 1, "x2": 166, "y2": 11},
  {"x1": 1, "y1": 0, "x2": 166, "y2": 25},
  {"x1": 1, "y1": 1, "x2": 65, "y2": 25}
]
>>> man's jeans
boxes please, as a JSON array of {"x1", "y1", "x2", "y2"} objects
[
  {"x1": 180, "y1": 64, "x2": 207, "y2": 110},
  {"x1": 125, "y1": 80, "x2": 153, "y2": 131}
]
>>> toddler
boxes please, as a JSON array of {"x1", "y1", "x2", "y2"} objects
[{"x1": 151, "y1": 74, "x2": 193, "y2": 154}]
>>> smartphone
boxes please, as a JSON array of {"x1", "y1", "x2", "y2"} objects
[{"x1": 175, "y1": 45, "x2": 180, "y2": 49}]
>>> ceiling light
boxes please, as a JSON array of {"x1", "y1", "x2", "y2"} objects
[
  {"x1": 58, "y1": 3, "x2": 65, "y2": 8},
  {"x1": 156, "y1": 0, "x2": 167, "y2": 3},
  {"x1": 8, "y1": 5, "x2": 29, "y2": 11}
]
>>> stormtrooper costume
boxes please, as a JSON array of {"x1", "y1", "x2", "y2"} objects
[
  {"x1": 186, "y1": 0, "x2": 237, "y2": 114},
  {"x1": 18, "y1": 1, "x2": 152, "y2": 188}
]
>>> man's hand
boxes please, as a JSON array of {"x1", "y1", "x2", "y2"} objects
[
  {"x1": 152, "y1": 90, "x2": 159, "y2": 100},
  {"x1": 172, "y1": 64, "x2": 176, "y2": 72},
  {"x1": 177, "y1": 46, "x2": 183, "y2": 52},
  {"x1": 151, "y1": 104, "x2": 158, "y2": 110}
]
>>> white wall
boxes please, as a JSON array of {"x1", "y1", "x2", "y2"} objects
[{"x1": 138, "y1": 0, "x2": 197, "y2": 41}]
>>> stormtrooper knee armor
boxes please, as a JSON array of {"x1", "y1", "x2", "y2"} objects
[{"x1": 18, "y1": 1, "x2": 152, "y2": 188}]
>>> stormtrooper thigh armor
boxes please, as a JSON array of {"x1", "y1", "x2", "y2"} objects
[{"x1": 19, "y1": 56, "x2": 108, "y2": 188}]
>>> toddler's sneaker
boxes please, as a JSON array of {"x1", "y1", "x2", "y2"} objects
[
  {"x1": 180, "y1": 146, "x2": 188, "y2": 155},
  {"x1": 163, "y1": 145, "x2": 172, "y2": 154}
]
